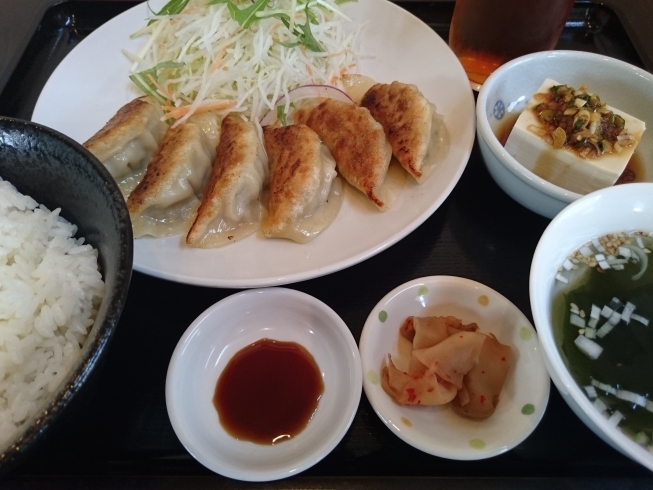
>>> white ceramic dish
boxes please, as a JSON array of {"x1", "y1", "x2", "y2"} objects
[
  {"x1": 31, "y1": 0, "x2": 475, "y2": 288},
  {"x1": 476, "y1": 50, "x2": 653, "y2": 219},
  {"x1": 165, "y1": 288, "x2": 362, "y2": 482},
  {"x1": 359, "y1": 276, "x2": 550, "y2": 460},
  {"x1": 530, "y1": 182, "x2": 653, "y2": 472}
]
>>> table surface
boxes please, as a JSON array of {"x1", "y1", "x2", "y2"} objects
[{"x1": 1, "y1": 1, "x2": 653, "y2": 488}]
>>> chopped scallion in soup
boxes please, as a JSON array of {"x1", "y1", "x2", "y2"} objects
[{"x1": 553, "y1": 232, "x2": 653, "y2": 446}]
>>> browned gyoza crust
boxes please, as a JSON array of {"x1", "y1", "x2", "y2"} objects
[
  {"x1": 127, "y1": 122, "x2": 205, "y2": 215},
  {"x1": 186, "y1": 115, "x2": 258, "y2": 245},
  {"x1": 83, "y1": 98, "x2": 157, "y2": 160},
  {"x1": 305, "y1": 99, "x2": 392, "y2": 209},
  {"x1": 360, "y1": 82, "x2": 431, "y2": 181},
  {"x1": 262, "y1": 124, "x2": 323, "y2": 236}
]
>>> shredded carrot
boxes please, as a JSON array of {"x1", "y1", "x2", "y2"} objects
[
  {"x1": 163, "y1": 99, "x2": 237, "y2": 119},
  {"x1": 209, "y1": 36, "x2": 242, "y2": 72},
  {"x1": 306, "y1": 64, "x2": 313, "y2": 76},
  {"x1": 210, "y1": 49, "x2": 227, "y2": 72},
  {"x1": 330, "y1": 67, "x2": 349, "y2": 85},
  {"x1": 147, "y1": 74, "x2": 172, "y2": 99}
]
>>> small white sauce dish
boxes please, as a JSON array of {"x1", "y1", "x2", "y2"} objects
[
  {"x1": 359, "y1": 276, "x2": 550, "y2": 460},
  {"x1": 530, "y1": 182, "x2": 653, "y2": 471},
  {"x1": 477, "y1": 50, "x2": 653, "y2": 219},
  {"x1": 165, "y1": 288, "x2": 362, "y2": 482}
]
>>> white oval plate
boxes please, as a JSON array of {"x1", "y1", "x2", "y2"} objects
[
  {"x1": 165, "y1": 288, "x2": 362, "y2": 482},
  {"x1": 359, "y1": 276, "x2": 550, "y2": 460},
  {"x1": 31, "y1": 0, "x2": 475, "y2": 288}
]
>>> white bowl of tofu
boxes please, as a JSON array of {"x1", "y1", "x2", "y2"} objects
[
  {"x1": 530, "y1": 182, "x2": 653, "y2": 471},
  {"x1": 476, "y1": 50, "x2": 652, "y2": 219}
]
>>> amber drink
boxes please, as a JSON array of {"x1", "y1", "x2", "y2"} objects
[{"x1": 449, "y1": 0, "x2": 575, "y2": 85}]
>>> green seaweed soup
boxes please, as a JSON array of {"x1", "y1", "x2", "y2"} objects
[{"x1": 552, "y1": 235, "x2": 653, "y2": 443}]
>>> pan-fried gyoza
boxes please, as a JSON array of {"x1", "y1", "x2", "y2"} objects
[
  {"x1": 305, "y1": 99, "x2": 403, "y2": 211},
  {"x1": 83, "y1": 97, "x2": 167, "y2": 196},
  {"x1": 186, "y1": 115, "x2": 268, "y2": 248},
  {"x1": 262, "y1": 124, "x2": 343, "y2": 243},
  {"x1": 361, "y1": 82, "x2": 450, "y2": 184}
]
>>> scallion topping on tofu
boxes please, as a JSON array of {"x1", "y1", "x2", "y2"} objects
[{"x1": 529, "y1": 84, "x2": 635, "y2": 159}]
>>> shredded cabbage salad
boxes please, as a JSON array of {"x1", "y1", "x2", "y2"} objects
[{"x1": 124, "y1": 0, "x2": 363, "y2": 126}]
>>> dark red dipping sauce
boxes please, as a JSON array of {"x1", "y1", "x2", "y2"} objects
[{"x1": 213, "y1": 339, "x2": 324, "y2": 445}]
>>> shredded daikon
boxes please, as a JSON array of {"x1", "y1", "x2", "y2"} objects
[{"x1": 126, "y1": 0, "x2": 363, "y2": 127}]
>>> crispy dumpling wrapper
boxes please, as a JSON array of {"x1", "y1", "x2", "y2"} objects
[
  {"x1": 382, "y1": 315, "x2": 512, "y2": 419},
  {"x1": 187, "y1": 111, "x2": 221, "y2": 151},
  {"x1": 83, "y1": 97, "x2": 167, "y2": 197},
  {"x1": 127, "y1": 114, "x2": 218, "y2": 238},
  {"x1": 361, "y1": 82, "x2": 450, "y2": 184},
  {"x1": 305, "y1": 99, "x2": 403, "y2": 211},
  {"x1": 186, "y1": 115, "x2": 268, "y2": 248},
  {"x1": 289, "y1": 99, "x2": 322, "y2": 126},
  {"x1": 262, "y1": 124, "x2": 343, "y2": 243}
]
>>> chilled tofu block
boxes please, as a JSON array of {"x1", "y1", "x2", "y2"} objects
[{"x1": 504, "y1": 78, "x2": 646, "y2": 195}]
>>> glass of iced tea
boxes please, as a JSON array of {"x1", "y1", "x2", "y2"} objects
[{"x1": 449, "y1": 0, "x2": 575, "y2": 87}]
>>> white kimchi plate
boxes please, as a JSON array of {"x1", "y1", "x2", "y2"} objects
[{"x1": 359, "y1": 276, "x2": 550, "y2": 460}]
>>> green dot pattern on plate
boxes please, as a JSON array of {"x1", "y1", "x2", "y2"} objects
[
  {"x1": 367, "y1": 370, "x2": 379, "y2": 385},
  {"x1": 417, "y1": 286, "x2": 429, "y2": 296},
  {"x1": 522, "y1": 404, "x2": 535, "y2": 415},
  {"x1": 378, "y1": 310, "x2": 388, "y2": 322},
  {"x1": 519, "y1": 327, "x2": 533, "y2": 341},
  {"x1": 469, "y1": 439, "x2": 486, "y2": 450}
]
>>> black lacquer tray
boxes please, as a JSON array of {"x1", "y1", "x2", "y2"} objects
[{"x1": 0, "y1": 2, "x2": 652, "y2": 488}]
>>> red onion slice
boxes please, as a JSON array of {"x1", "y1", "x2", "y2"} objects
[{"x1": 259, "y1": 84, "x2": 353, "y2": 126}]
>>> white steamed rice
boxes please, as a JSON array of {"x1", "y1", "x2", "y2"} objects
[{"x1": 0, "y1": 177, "x2": 104, "y2": 446}]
